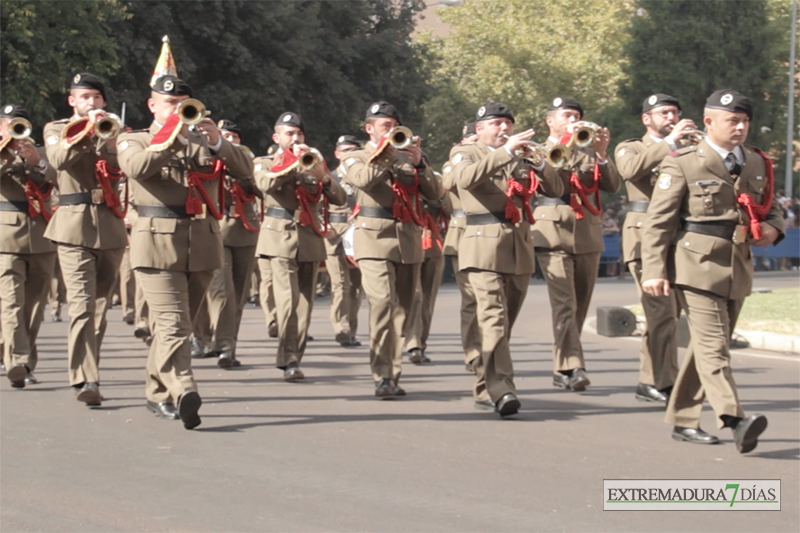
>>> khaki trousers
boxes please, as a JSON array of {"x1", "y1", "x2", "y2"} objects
[
  {"x1": 257, "y1": 257, "x2": 277, "y2": 327},
  {"x1": 137, "y1": 267, "x2": 213, "y2": 403},
  {"x1": 196, "y1": 246, "x2": 256, "y2": 355},
  {"x1": 628, "y1": 259, "x2": 679, "y2": 389},
  {"x1": 451, "y1": 256, "x2": 481, "y2": 366},
  {"x1": 134, "y1": 270, "x2": 149, "y2": 330},
  {"x1": 665, "y1": 287, "x2": 745, "y2": 429},
  {"x1": 358, "y1": 259, "x2": 418, "y2": 383},
  {"x1": 265, "y1": 257, "x2": 318, "y2": 368},
  {"x1": 405, "y1": 255, "x2": 445, "y2": 353},
  {"x1": 468, "y1": 270, "x2": 528, "y2": 402},
  {"x1": 326, "y1": 253, "x2": 361, "y2": 337},
  {"x1": 58, "y1": 244, "x2": 124, "y2": 386},
  {"x1": 0, "y1": 252, "x2": 56, "y2": 371},
  {"x1": 49, "y1": 257, "x2": 66, "y2": 318},
  {"x1": 536, "y1": 250, "x2": 600, "y2": 373},
  {"x1": 118, "y1": 246, "x2": 135, "y2": 317}
]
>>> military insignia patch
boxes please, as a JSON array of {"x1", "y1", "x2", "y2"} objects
[
  {"x1": 254, "y1": 163, "x2": 263, "y2": 172},
  {"x1": 443, "y1": 165, "x2": 452, "y2": 173},
  {"x1": 618, "y1": 149, "x2": 626, "y2": 157},
  {"x1": 648, "y1": 95, "x2": 658, "y2": 105},
  {"x1": 337, "y1": 135, "x2": 345, "y2": 144},
  {"x1": 73, "y1": 74, "x2": 81, "y2": 84},
  {"x1": 452, "y1": 154, "x2": 463, "y2": 164},
  {"x1": 721, "y1": 93, "x2": 733, "y2": 105},
  {"x1": 371, "y1": 104, "x2": 380, "y2": 114},
  {"x1": 163, "y1": 80, "x2": 174, "y2": 92},
  {"x1": 462, "y1": 125, "x2": 468, "y2": 135},
  {"x1": 217, "y1": 120, "x2": 225, "y2": 129},
  {"x1": 118, "y1": 141, "x2": 129, "y2": 153},
  {"x1": 283, "y1": 114, "x2": 292, "y2": 122},
  {"x1": 658, "y1": 174, "x2": 672, "y2": 190},
  {"x1": 47, "y1": 135, "x2": 59, "y2": 146},
  {"x1": 3, "y1": 105, "x2": 12, "y2": 114},
  {"x1": 477, "y1": 107, "x2": 486, "y2": 118},
  {"x1": 552, "y1": 97, "x2": 562, "y2": 107},
  {"x1": 346, "y1": 157, "x2": 356, "y2": 167}
]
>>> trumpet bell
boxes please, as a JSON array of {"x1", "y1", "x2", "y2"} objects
[
  {"x1": 299, "y1": 148, "x2": 322, "y2": 171},
  {"x1": 9, "y1": 117, "x2": 32, "y2": 140},
  {"x1": 573, "y1": 122, "x2": 599, "y2": 148},
  {"x1": 547, "y1": 144, "x2": 572, "y2": 169},
  {"x1": 178, "y1": 98, "x2": 208, "y2": 126},
  {"x1": 388, "y1": 126, "x2": 414, "y2": 150},
  {"x1": 95, "y1": 113, "x2": 122, "y2": 139}
]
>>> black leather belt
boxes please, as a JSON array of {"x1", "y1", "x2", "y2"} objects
[
  {"x1": 136, "y1": 204, "x2": 192, "y2": 219},
  {"x1": 0, "y1": 200, "x2": 28, "y2": 212},
  {"x1": 537, "y1": 196, "x2": 568, "y2": 206},
  {"x1": 328, "y1": 213, "x2": 349, "y2": 224},
  {"x1": 466, "y1": 212, "x2": 510, "y2": 226},
  {"x1": 265, "y1": 206, "x2": 294, "y2": 221},
  {"x1": 683, "y1": 221, "x2": 737, "y2": 240},
  {"x1": 628, "y1": 200, "x2": 649, "y2": 213},
  {"x1": 59, "y1": 192, "x2": 95, "y2": 205},
  {"x1": 452, "y1": 208, "x2": 466, "y2": 219},
  {"x1": 357, "y1": 205, "x2": 394, "y2": 220}
]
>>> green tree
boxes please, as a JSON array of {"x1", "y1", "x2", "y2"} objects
[{"x1": 0, "y1": 0, "x2": 129, "y2": 138}]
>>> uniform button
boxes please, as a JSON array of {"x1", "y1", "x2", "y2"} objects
[
  {"x1": 684, "y1": 242, "x2": 690, "y2": 246},
  {"x1": 362, "y1": 223, "x2": 366, "y2": 227},
  {"x1": 477, "y1": 231, "x2": 481, "y2": 235},
  {"x1": 150, "y1": 227, "x2": 155, "y2": 231},
  {"x1": 541, "y1": 214, "x2": 545, "y2": 218},
  {"x1": 637, "y1": 222, "x2": 642, "y2": 226}
]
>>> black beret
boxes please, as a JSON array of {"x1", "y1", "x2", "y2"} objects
[
  {"x1": 705, "y1": 89, "x2": 752, "y2": 120},
  {"x1": 274, "y1": 111, "x2": 304, "y2": 133},
  {"x1": 366, "y1": 101, "x2": 402, "y2": 125},
  {"x1": 152, "y1": 75, "x2": 193, "y2": 97},
  {"x1": 217, "y1": 119, "x2": 241, "y2": 137},
  {"x1": 335, "y1": 135, "x2": 360, "y2": 148},
  {"x1": 0, "y1": 104, "x2": 31, "y2": 122},
  {"x1": 71, "y1": 72, "x2": 107, "y2": 101},
  {"x1": 642, "y1": 93, "x2": 681, "y2": 113},
  {"x1": 462, "y1": 122, "x2": 477, "y2": 138},
  {"x1": 476, "y1": 102, "x2": 514, "y2": 123},
  {"x1": 547, "y1": 97, "x2": 584, "y2": 118}
]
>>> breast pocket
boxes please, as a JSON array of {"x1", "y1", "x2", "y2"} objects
[
  {"x1": 0, "y1": 211, "x2": 22, "y2": 226},
  {"x1": 463, "y1": 225, "x2": 501, "y2": 239},
  {"x1": 141, "y1": 217, "x2": 177, "y2": 234},
  {"x1": 687, "y1": 180, "x2": 724, "y2": 216}
]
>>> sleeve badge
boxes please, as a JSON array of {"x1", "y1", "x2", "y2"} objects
[
  {"x1": 658, "y1": 174, "x2": 672, "y2": 190},
  {"x1": 452, "y1": 154, "x2": 463, "y2": 165},
  {"x1": 47, "y1": 135, "x2": 59, "y2": 146},
  {"x1": 346, "y1": 157, "x2": 357, "y2": 167}
]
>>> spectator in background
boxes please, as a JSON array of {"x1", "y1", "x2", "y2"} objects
[{"x1": 601, "y1": 210, "x2": 620, "y2": 276}]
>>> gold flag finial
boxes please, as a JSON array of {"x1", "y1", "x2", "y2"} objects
[{"x1": 150, "y1": 35, "x2": 178, "y2": 87}]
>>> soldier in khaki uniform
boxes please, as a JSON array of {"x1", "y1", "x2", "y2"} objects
[
  {"x1": 44, "y1": 73, "x2": 128, "y2": 407},
  {"x1": 642, "y1": 90, "x2": 783, "y2": 453},
  {"x1": 258, "y1": 143, "x2": 279, "y2": 339},
  {"x1": 451, "y1": 102, "x2": 564, "y2": 417},
  {"x1": 615, "y1": 93, "x2": 699, "y2": 403},
  {"x1": 117, "y1": 75, "x2": 254, "y2": 429},
  {"x1": 532, "y1": 97, "x2": 619, "y2": 391},
  {"x1": 0, "y1": 104, "x2": 57, "y2": 388},
  {"x1": 326, "y1": 135, "x2": 362, "y2": 347},
  {"x1": 253, "y1": 112, "x2": 346, "y2": 381},
  {"x1": 193, "y1": 120, "x2": 260, "y2": 368},
  {"x1": 442, "y1": 123, "x2": 481, "y2": 372},
  {"x1": 403, "y1": 175, "x2": 451, "y2": 364},
  {"x1": 342, "y1": 101, "x2": 442, "y2": 398}
]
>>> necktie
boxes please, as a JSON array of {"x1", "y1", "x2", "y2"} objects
[{"x1": 725, "y1": 152, "x2": 742, "y2": 176}]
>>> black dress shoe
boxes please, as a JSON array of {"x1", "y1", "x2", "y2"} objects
[
  {"x1": 348, "y1": 337, "x2": 361, "y2": 347},
  {"x1": 24, "y1": 372, "x2": 38, "y2": 385},
  {"x1": 7, "y1": 364, "x2": 28, "y2": 388},
  {"x1": 375, "y1": 378, "x2": 394, "y2": 398},
  {"x1": 307, "y1": 335, "x2": 315, "y2": 341},
  {"x1": 474, "y1": 399, "x2": 495, "y2": 411},
  {"x1": 733, "y1": 414, "x2": 768, "y2": 454},
  {"x1": 123, "y1": 312, "x2": 135, "y2": 325},
  {"x1": 465, "y1": 359, "x2": 478, "y2": 374},
  {"x1": 335, "y1": 330, "x2": 351, "y2": 346},
  {"x1": 76, "y1": 382, "x2": 102, "y2": 407},
  {"x1": 495, "y1": 393, "x2": 520, "y2": 418},
  {"x1": 635, "y1": 383, "x2": 668, "y2": 403},
  {"x1": 569, "y1": 368, "x2": 590, "y2": 391},
  {"x1": 134, "y1": 326, "x2": 151, "y2": 340},
  {"x1": 408, "y1": 348, "x2": 430, "y2": 364},
  {"x1": 268, "y1": 321, "x2": 278, "y2": 338},
  {"x1": 231, "y1": 357, "x2": 241, "y2": 368},
  {"x1": 672, "y1": 426, "x2": 720, "y2": 445},
  {"x1": 217, "y1": 350, "x2": 235, "y2": 369},
  {"x1": 178, "y1": 391, "x2": 202, "y2": 430},
  {"x1": 392, "y1": 382, "x2": 406, "y2": 396},
  {"x1": 146, "y1": 400, "x2": 180, "y2": 420},
  {"x1": 283, "y1": 364, "x2": 305, "y2": 382}
]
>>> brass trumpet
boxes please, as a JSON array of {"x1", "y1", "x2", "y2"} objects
[
  {"x1": 572, "y1": 121, "x2": 600, "y2": 148},
  {"x1": 177, "y1": 98, "x2": 210, "y2": 126},
  {"x1": 388, "y1": 126, "x2": 416, "y2": 150},
  {"x1": 500, "y1": 133, "x2": 549, "y2": 166},
  {"x1": 9, "y1": 117, "x2": 32, "y2": 141},
  {"x1": 676, "y1": 128, "x2": 706, "y2": 147},
  {"x1": 546, "y1": 144, "x2": 572, "y2": 169},
  {"x1": 95, "y1": 113, "x2": 122, "y2": 139},
  {"x1": 297, "y1": 147, "x2": 323, "y2": 171}
]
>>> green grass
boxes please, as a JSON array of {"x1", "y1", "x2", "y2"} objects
[{"x1": 627, "y1": 288, "x2": 800, "y2": 336}]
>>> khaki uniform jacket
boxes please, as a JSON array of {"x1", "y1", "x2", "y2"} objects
[
  {"x1": 641, "y1": 140, "x2": 784, "y2": 300},
  {"x1": 43, "y1": 120, "x2": 127, "y2": 250},
  {"x1": 0, "y1": 146, "x2": 56, "y2": 254},
  {"x1": 450, "y1": 141, "x2": 565, "y2": 275},
  {"x1": 422, "y1": 187, "x2": 452, "y2": 260},
  {"x1": 442, "y1": 145, "x2": 466, "y2": 257},
  {"x1": 616, "y1": 135, "x2": 672, "y2": 262},
  {"x1": 531, "y1": 139, "x2": 620, "y2": 254},
  {"x1": 254, "y1": 152, "x2": 347, "y2": 263},
  {"x1": 220, "y1": 146, "x2": 261, "y2": 248},
  {"x1": 117, "y1": 123, "x2": 254, "y2": 272},
  {"x1": 342, "y1": 144, "x2": 442, "y2": 264},
  {"x1": 324, "y1": 166, "x2": 356, "y2": 257}
]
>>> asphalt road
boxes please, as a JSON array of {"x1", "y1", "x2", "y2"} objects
[{"x1": 2, "y1": 272, "x2": 798, "y2": 532}]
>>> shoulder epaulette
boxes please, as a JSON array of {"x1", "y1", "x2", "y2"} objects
[{"x1": 669, "y1": 145, "x2": 697, "y2": 157}]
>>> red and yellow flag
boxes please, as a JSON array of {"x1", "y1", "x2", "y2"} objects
[{"x1": 150, "y1": 35, "x2": 178, "y2": 87}]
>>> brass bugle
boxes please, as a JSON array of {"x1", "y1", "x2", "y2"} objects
[
  {"x1": 95, "y1": 113, "x2": 122, "y2": 139},
  {"x1": 546, "y1": 143, "x2": 572, "y2": 169},
  {"x1": 298, "y1": 148, "x2": 323, "y2": 171},
  {"x1": 9, "y1": 117, "x2": 32, "y2": 140},
  {"x1": 572, "y1": 121, "x2": 600, "y2": 148},
  {"x1": 500, "y1": 133, "x2": 548, "y2": 166},
  {"x1": 388, "y1": 126, "x2": 415, "y2": 150},
  {"x1": 177, "y1": 98, "x2": 210, "y2": 126},
  {"x1": 676, "y1": 127, "x2": 706, "y2": 147}
]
